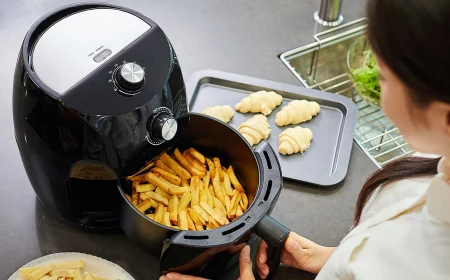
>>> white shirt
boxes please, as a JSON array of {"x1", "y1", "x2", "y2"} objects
[{"x1": 316, "y1": 157, "x2": 450, "y2": 280}]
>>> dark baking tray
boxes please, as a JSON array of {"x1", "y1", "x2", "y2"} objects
[{"x1": 186, "y1": 70, "x2": 357, "y2": 186}]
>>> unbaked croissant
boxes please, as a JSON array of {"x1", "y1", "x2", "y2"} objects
[
  {"x1": 201, "y1": 105, "x2": 234, "y2": 123},
  {"x1": 235, "y1": 91, "x2": 283, "y2": 116},
  {"x1": 238, "y1": 114, "x2": 271, "y2": 146},
  {"x1": 275, "y1": 100, "x2": 320, "y2": 127},
  {"x1": 278, "y1": 126, "x2": 313, "y2": 155}
]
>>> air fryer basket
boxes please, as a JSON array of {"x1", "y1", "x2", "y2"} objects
[{"x1": 118, "y1": 113, "x2": 290, "y2": 279}]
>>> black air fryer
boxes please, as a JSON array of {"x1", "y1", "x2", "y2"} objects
[{"x1": 13, "y1": 3, "x2": 290, "y2": 279}]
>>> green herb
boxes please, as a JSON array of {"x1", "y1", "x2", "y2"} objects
[{"x1": 351, "y1": 50, "x2": 381, "y2": 104}]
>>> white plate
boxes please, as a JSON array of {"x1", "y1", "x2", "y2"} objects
[{"x1": 8, "y1": 252, "x2": 135, "y2": 280}]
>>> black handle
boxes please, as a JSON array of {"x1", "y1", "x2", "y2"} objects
[{"x1": 253, "y1": 214, "x2": 291, "y2": 280}]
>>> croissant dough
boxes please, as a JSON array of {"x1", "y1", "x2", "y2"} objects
[
  {"x1": 275, "y1": 100, "x2": 320, "y2": 127},
  {"x1": 235, "y1": 91, "x2": 283, "y2": 116},
  {"x1": 201, "y1": 105, "x2": 234, "y2": 123},
  {"x1": 238, "y1": 114, "x2": 271, "y2": 146},
  {"x1": 278, "y1": 126, "x2": 313, "y2": 155}
]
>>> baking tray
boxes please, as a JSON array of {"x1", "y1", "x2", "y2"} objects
[{"x1": 186, "y1": 70, "x2": 357, "y2": 186}]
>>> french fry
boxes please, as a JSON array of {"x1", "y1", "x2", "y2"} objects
[
  {"x1": 129, "y1": 174, "x2": 148, "y2": 182},
  {"x1": 205, "y1": 189, "x2": 213, "y2": 208},
  {"x1": 85, "y1": 273, "x2": 94, "y2": 280},
  {"x1": 131, "y1": 187, "x2": 138, "y2": 206},
  {"x1": 139, "y1": 193, "x2": 158, "y2": 208},
  {"x1": 90, "y1": 274, "x2": 107, "y2": 280},
  {"x1": 50, "y1": 269, "x2": 75, "y2": 277},
  {"x1": 213, "y1": 197, "x2": 227, "y2": 216},
  {"x1": 241, "y1": 192, "x2": 249, "y2": 210},
  {"x1": 169, "y1": 186, "x2": 189, "y2": 195},
  {"x1": 225, "y1": 195, "x2": 232, "y2": 217},
  {"x1": 146, "y1": 172, "x2": 178, "y2": 194},
  {"x1": 73, "y1": 268, "x2": 83, "y2": 280},
  {"x1": 214, "y1": 207, "x2": 229, "y2": 224},
  {"x1": 223, "y1": 173, "x2": 234, "y2": 196},
  {"x1": 236, "y1": 206, "x2": 243, "y2": 218},
  {"x1": 199, "y1": 189, "x2": 208, "y2": 204},
  {"x1": 155, "y1": 160, "x2": 177, "y2": 175},
  {"x1": 208, "y1": 184, "x2": 215, "y2": 196},
  {"x1": 51, "y1": 260, "x2": 83, "y2": 270},
  {"x1": 184, "y1": 151, "x2": 206, "y2": 172},
  {"x1": 172, "y1": 226, "x2": 180, "y2": 229},
  {"x1": 179, "y1": 209, "x2": 188, "y2": 230},
  {"x1": 136, "y1": 199, "x2": 152, "y2": 213},
  {"x1": 152, "y1": 167, "x2": 182, "y2": 185},
  {"x1": 192, "y1": 205, "x2": 209, "y2": 222},
  {"x1": 19, "y1": 266, "x2": 41, "y2": 276},
  {"x1": 155, "y1": 187, "x2": 170, "y2": 199},
  {"x1": 25, "y1": 265, "x2": 52, "y2": 280},
  {"x1": 174, "y1": 148, "x2": 205, "y2": 178},
  {"x1": 186, "y1": 211, "x2": 196, "y2": 230},
  {"x1": 212, "y1": 173, "x2": 226, "y2": 205},
  {"x1": 208, "y1": 218, "x2": 220, "y2": 229},
  {"x1": 230, "y1": 191, "x2": 242, "y2": 217},
  {"x1": 205, "y1": 158, "x2": 215, "y2": 179},
  {"x1": 227, "y1": 166, "x2": 245, "y2": 192},
  {"x1": 190, "y1": 176, "x2": 200, "y2": 206},
  {"x1": 181, "y1": 179, "x2": 189, "y2": 187},
  {"x1": 154, "y1": 204, "x2": 164, "y2": 223},
  {"x1": 125, "y1": 194, "x2": 132, "y2": 203},
  {"x1": 169, "y1": 195, "x2": 179, "y2": 225},
  {"x1": 135, "y1": 183, "x2": 156, "y2": 192},
  {"x1": 188, "y1": 147, "x2": 206, "y2": 164},
  {"x1": 198, "y1": 179, "x2": 204, "y2": 190},
  {"x1": 146, "y1": 214, "x2": 154, "y2": 220},
  {"x1": 213, "y1": 158, "x2": 224, "y2": 181},
  {"x1": 163, "y1": 212, "x2": 171, "y2": 227},
  {"x1": 202, "y1": 171, "x2": 210, "y2": 189},
  {"x1": 160, "y1": 153, "x2": 191, "y2": 180},
  {"x1": 178, "y1": 191, "x2": 192, "y2": 212},
  {"x1": 144, "y1": 191, "x2": 169, "y2": 206},
  {"x1": 187, "y1": 208, "x2": 206, "y2": 226},
  {"x1": 199, "y1": 202, "x2": 227, "y2": 226}
]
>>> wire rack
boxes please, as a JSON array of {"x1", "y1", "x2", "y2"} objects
[{"x1": 280, "y1": 19, "x2": 413, "y2": 168}]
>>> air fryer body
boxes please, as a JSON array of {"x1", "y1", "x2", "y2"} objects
[{"x1": 13, "y1": 3, "x2": 189, "y2": 228}]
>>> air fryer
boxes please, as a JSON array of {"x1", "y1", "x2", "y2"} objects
[{"x1": 13, "y1": 3, "x2": 189, "y2": 228}]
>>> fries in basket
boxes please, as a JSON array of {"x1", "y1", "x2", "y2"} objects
[{"x1": 127, "y1": 147, "x2": 248, "y2": 230}]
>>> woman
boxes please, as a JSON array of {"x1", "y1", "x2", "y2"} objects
[{"x1": 160, "y1": 0, "x2": 450, "y2": 279}]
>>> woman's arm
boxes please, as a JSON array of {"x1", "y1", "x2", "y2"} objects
[{"x1": 256, "y1": 232, "x2": 336, "y2": 278}]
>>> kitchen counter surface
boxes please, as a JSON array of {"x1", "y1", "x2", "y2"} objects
[{"x1": 0, "y1": 0, "x2": 376, "y2": 279}]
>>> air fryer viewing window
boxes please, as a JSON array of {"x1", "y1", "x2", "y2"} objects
[{"x1": 31, "y1": 9, "x2": 151, "y2": 94}]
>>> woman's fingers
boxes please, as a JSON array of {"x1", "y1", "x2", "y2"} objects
[
  {"x1": 256, "y1": 239, "x2": 269, "y2": 279},
  {"x1": 238, "y1": 245, "x2": 255, "y2": 280}
]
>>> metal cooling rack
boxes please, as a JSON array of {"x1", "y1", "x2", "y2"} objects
[{"x1": 280, "y1": 19, "x2": 413, "y2": 168}]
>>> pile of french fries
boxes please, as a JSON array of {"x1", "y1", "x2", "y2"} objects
[
  {"x1": 18, "y1": 260, "x2": 107, "y2": 280},
  {"x1": 126, "y1": 147, "x2": 249, "y2": 230}
]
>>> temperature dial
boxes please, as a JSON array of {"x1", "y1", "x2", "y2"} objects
[
  {"x1": 147, "y1": 112, "x2": 178, "y2": 142},
  {"x1": 115, "y1": 62, "x2": 145, "y2": 92}
]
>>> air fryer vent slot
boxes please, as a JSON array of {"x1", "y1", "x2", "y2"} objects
[
  {"x1": 222, "y1": 223, "x2": 245, "y2": 235},
  {"x1": 263, "y1": 151, "x2": 272, "y2": 169},
  {"x1": 184, "y1": 235, "x2": 209, "y2": 240},
  {"x1": 263, "y1": 180, "x2": 272, "y2": 201}
]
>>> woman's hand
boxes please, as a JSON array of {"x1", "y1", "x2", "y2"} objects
[
  {"x1": 160, "y1": 245, "x2": 255, "y2": 280},
  {"x1": 256, "y1": 232, "x2": 335, "y2": 279}
]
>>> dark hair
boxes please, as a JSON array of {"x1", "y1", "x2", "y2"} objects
[{"x1": 354, "y1": 0, "x2": 450, "y2": 225}]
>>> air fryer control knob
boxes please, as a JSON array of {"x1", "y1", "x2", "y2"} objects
[
  {"x1": 149, "y1": 113, "x2": 178, "y2": 141},
  {"x1": 115, "y1": 62, "x2": 145, "y2": 92}
]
